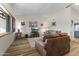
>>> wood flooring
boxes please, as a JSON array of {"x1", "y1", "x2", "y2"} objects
[{"x1": 4, "y1": 38, "x2": 40, "y2": 56}]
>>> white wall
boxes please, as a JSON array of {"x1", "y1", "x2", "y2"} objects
[
  {"x1": 0, "y1": 33, "x2": 15, "y2": 55},
  {"x1": 43, "y1": 8, "x2": 71, "y2": 35},
  {"x1": 16, "y1": 8, "x2": 72, "y2": 37},
  {"x1": 16, "y1": 16, "x2": 48, "y2": 36}
]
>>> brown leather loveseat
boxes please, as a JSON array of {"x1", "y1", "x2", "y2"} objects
[{"x1": 35, "y1": 33, "x2": 70, "y2": 56}]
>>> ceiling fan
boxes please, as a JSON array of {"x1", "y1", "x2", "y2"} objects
[
  {"x1": 65, "y1": 3, "x2": 73, "y2": 8},
  {"x1": 65, "y1": 3, "x2": 79, "y2": 8}
]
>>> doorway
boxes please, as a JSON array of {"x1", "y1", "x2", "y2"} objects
[{"x1": 74, "y1": 23, "x2": 79, "y2": 38}]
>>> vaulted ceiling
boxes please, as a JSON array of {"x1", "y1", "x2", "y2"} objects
[{"x1": 10, "y1": 3, "x2": 71, "y2": 16}]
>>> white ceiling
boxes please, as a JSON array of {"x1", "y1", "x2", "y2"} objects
[
  {"x1": 72, "y1": 4, "x2": 79, "y2": 13},
  {"x1": 10, "y1": 3, "x2": 71, "y2": 16}
]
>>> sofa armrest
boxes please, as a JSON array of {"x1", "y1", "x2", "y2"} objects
[{"x1": 35, "y1": 38, "x2": 46, "y2": 55}]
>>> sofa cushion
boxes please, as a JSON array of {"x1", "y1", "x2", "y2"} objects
[
  {"x1": 43, "y1": 34, "x2": 59, "y2": 42},
  {"x1": 59, "y1": 33, "x2": 68, "y2": 36},
  {"x1": 44, "y1": 30, "x2": 56, "y2": 35}
]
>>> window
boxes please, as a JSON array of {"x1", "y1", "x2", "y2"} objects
[
  {"x1": 0, "y1": 7, "x2": 15, "y2": 33},
  {"x1": 0, "y1": 8, "x2": 7, "y2": 33}
]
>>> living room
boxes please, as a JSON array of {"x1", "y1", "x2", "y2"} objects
[{"x1": 0, "y1": 3, "x2": 79, "y2": 56}]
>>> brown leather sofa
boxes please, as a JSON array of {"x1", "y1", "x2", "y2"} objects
[{"x1": 35, "y1": 33, "x2": 70, "y2": 56}]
